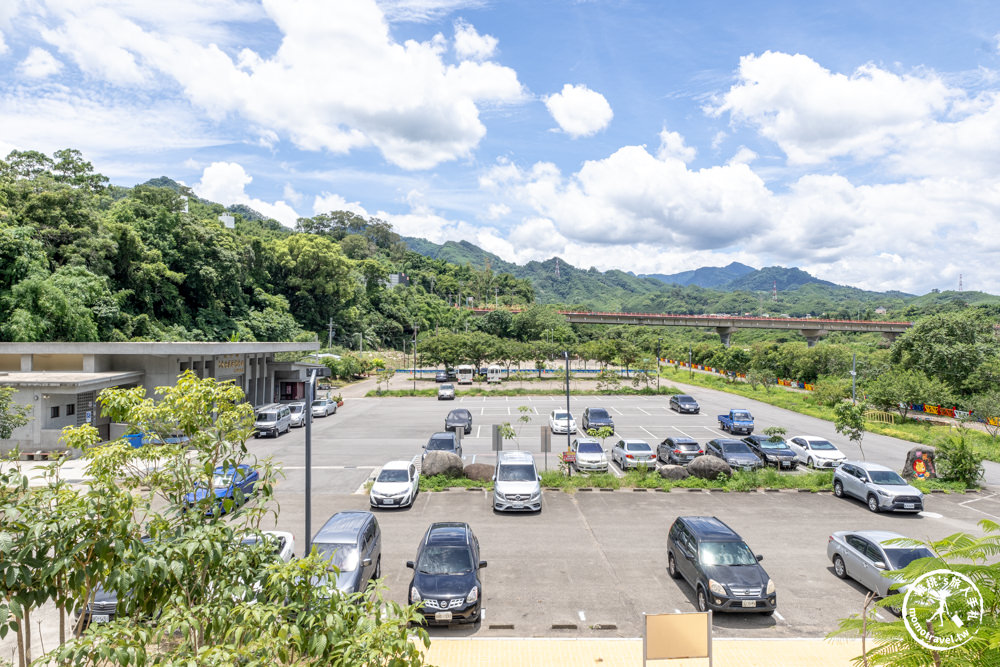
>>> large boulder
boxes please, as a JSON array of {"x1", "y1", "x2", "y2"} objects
[
  {"x1": 902, "y1": 446, "x2": 938, "y2": 480},
  {"x1": 421, "y1": 451, "x2": 464, "y2": 477},
  {"x1": 659, "y1": 465, "x2": 690, "y2": 481},
  {"x1": 687, "y1": 455, "x2": 732, "y2": 480},
  {"x1": 464, "y1": 462, "x2": 494, "y2": 482}
]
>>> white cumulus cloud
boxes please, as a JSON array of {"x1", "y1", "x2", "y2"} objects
[
  {"x1": 18, "y1": 47, "x2": 63, "y2": 78},
  {"x1": 195, "y1": 162, "x2": 300, "y2": 226},
  {"x1": 545, "y1": 83, "x2": 613, "y2": 138},
  {"x1": 312, "y1": 192, "x2": 370, "y2": 218},
  {"x1": 453, "y1": 19, "x2": 497, "y2": 60}
]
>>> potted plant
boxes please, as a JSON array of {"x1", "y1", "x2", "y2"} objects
[{"x1": 333, "y1": 393, "x2": 344, "y2": 408}]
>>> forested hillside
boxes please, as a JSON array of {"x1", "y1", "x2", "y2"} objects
[{"x1": 0, "y1": 149, "x2": 533, "y2": 344}]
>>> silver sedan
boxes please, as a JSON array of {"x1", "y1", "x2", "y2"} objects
[{"x1": 827, "y1": 530, "x2": 933, "y2": 614}]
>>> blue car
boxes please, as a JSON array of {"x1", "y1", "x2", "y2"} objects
[{"x1": 185, "y1": 464, "x2": 260, "y2": 514}]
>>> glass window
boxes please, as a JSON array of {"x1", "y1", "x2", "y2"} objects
[
  {"x1": 699, "y1": 541, "x2": 757, "y2": 566},
  {"x1": 498, "y1": 464, "x2": 537, "y2": 482},
  {"x1": 869, "y1": 470, "x2": 907, "y2": 486},
  {"x1": 808, "y1": 440, "x2": 836, "y2": 450},
  {"x1": 316, "y1": 543, "x2": 360, "y2": 571},
  {"x1": 377, "y1": 469, "x2": 410, "y2": 483},
  {"x1": 416, "y1": 546, "x2": 474, "y2": 574},
  {"x1": 426, "y1": 437, "x2": 456, "y2": 451},
  {"x1": 577, "y1": 443, "x2": 602, "y2": 454},
  {"x1": 627, "y1": 442, "x2": 651, "y2": 452},
  {"x1": 721, "y1": 442, "x2": 753, "y2": 454},
  {"x1": 50, "y1": 406, "x2": 60, "y2": 419},
  {"x1": 884, "y1": 547, "x2": 934, "y2": 570},
  {"x1": 66, "y1": 404, "x2": 76, "y2": 416}
]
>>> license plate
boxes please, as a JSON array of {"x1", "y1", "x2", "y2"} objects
[
  {"x1": 781, "y1": 462, "x2": 791, "y2": 468},
  {"x1": 93, "y1": 614, "x2": 110, "y2": 624},
  {"x1": 434, "y1": 611, "x2": 453, "y2": 621},
  {"x1": 511, "y1": 503, "x2": 524, "y2": 508},
  {"x1": 741, "y1": 601, "x2": 757, "y2": 608},
  {"x1": 904, "y1": 503, "x2": 915, "y2": 509},
  {"x1": 383, "y1": 499, "x2": 395, "y2": 505}
]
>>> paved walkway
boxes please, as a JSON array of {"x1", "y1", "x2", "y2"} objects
[{"x1": 423, "y1": 638, "x2": 865, "y2": 666}]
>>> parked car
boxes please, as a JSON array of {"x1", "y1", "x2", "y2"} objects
[
  {"x1": 548, "y1": 409, "x2": 577, "y2": 434},
  {"x1": 288, "y1": 401, "x2": 307, "y2": 428},
  {"x1": 741, "y1": 435, "x2": 797, "y2": 469},
  {"x1": 312, "y1": 511, "x2": 382, "y2": 594},
  {"x1": 435, "y1": 370, "x2": 449, "y2": 382},
  {"x1": 717, "y1": 409, "x2": 754, "y2": 435},
  {"x1": 437, "y1": 383, "x2": 456, "y2": 400},
  {"x1": 667, "y1": 516, "x2": 776, "y2": 615},
  {"x1": 240, "y1": 530, "x2": 296, "y2": 563},
  {"x1": 184, "y1": 464, "x2": 260, "y2": 514},
  {"x1": 658, "y1": 437, "x2": 702, "y2": 465},
  {"x1": 611, "y1": 439, "x2": 656, "y2": 470},
  {"x1": 423, "y1": 431, "x2": 462, "y2": 461},
  {"x1": 311, "y1": 398, "x2": 337, "y2": 417},
  {"x1": 445, "y1": 408, "x2": 473, "y2": 434},
  {"x1": 492, "y1": 450, "x2": 542, "y2": 512},
  {"x1": 370, "y1": 460, "x2": 420, "y2": 508},
  {"x1": 788, "y1": 435, "x2": 847, "y2": 468},
  {"x1": 833, "y1": 462, "x2": 925, "y2": 513},
  {"x1": 705, "y1": 439, "x2": 763, "y2": 471},
  {"x1": 828, "y1": 530, "x2": 933, "y2": 614},
  {"x1": 407, "y1": 522, "x2": 487, "y2": 625},
  {"x1": 669, "y1": 394, "x2": 700, "y2": 414},
  {"x1": 581, "y1": 407, "x2": 615, "y2": 432},
  {"x1": 571, "y1": 437, "x2": 609, "y2": 473},
  {"x1": 254, "y1": 403, "x2": 291, "y2": 438}
]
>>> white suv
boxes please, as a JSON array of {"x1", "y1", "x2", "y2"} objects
[{"x1": 492, "y1": 451, "x2": 542, "y2": 513}]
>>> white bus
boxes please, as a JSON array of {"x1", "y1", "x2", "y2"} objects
[
  {"x1": 456, "y1": 364, "x2": 475, "y2": 385},
  {"x1": 487, "y1": 365, "x2": 503, "y2": 384}
]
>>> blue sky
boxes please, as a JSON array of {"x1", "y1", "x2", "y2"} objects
[{"x1": 3, "y1": 1, "x2": 1000, "y2": 295}]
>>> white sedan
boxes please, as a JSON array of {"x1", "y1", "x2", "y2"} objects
[
  {"x1": 548, "y1": 410, "x2": 577, "y2": 434},
  {"x1": 240, "y1": 530, "x2": 296, "y2": 563},
  {"x1": 369, "y1": 460, "x2": 420, "y2": 508},
  {"x1": 788, "y1": 435, "x2": 847, "y2": 468}
]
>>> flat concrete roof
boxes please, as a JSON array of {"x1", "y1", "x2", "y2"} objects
[
  {"x1": 0, "y1": 371, "x2": 145, "y2": 390},
  {"x1": 0, "y1": 342, "x2": 319, "y2": 355}
]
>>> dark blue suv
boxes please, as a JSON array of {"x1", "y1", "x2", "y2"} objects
[
  {"x1": 407, "y1": 522, "x2": 487, "y2": 625},
  {"x1": 667, "y1": 516, "x2": 776, "y2": 615}
]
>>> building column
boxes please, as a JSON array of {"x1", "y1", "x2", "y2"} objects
[
  {"x1": 20, "y1": 354, "x2": 32, "y2": 372},
  {"x1": 716, "y1": 327, "x2": 737, "y2": 348},
  {"x1": 882, "y1": 331, "x2": 899, "y2": 344}
]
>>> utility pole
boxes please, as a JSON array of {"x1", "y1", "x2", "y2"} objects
[
  {"x1": 657, "y1": 337, "x2": 662, "y2": 394},
  {"x1": 304, "y1": 369, "x2": 317, "y2": 555},
  {"x1": 564, "y1": 350, "x2": 571, "y2": 463},
  {"x1": 326, "y1": 318, "x2": 335, "y2": 349},
  {"x1": 412, "y1": 324, "x2": 419, "y2": 394},
  {"x1": 688, "y1": 346, "x2": 693, "y2": 381},
  {"x1": 495, "y1": 287, "x2": 499, "y2": 308},
  {"x1": 850, "y1": 353, "x2": 857, "y2": 404}
]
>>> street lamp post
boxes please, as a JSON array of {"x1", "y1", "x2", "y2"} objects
[
  {"x1": 688, "y1": 346, "x2": 693, "y2": 380},
  {"x1": 564, "y1": 350, "x2": 571, "y2": 474},
  {"x1": 304, "y1": 368, "x2": 317, "y2": 555},
  {"x1": 657, "y1": 337, "x2": 662, "y2": 394},
  {"x1": 354, "y1": 333, "x2": 362, "y2": 352},
  {"x1": 412, "y1": 324, "x2": 419, "y2": 394}
]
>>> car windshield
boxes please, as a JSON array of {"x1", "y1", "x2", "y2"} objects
[
  {"x1": 289, "y1": 404, "x2": 304, "y2": 414},
  {"x1": 212, "y1": 472, "x2": 236, "y2": 489},
  {"x1": 589, "y1": 409, "x2": 609, "y2": 418},
  {"x1": 554, "y1": 412, "x2": 571, "y2": 420},
  {"x1": 416, "y1": 546, "x2": 473, "y2": 574},
  {"x1": 884, "y1": 547, "x2": 934, "y2": 570},
  {"x1": 721, "y1": 442, "x2": 753, "y2": 454},
  {"x1": 577, "y1": 443, "x2": 602, "y2": 454},
  {"x1": 498, "y1": 463, "x2": 537, "y2": 482},
  {"x1": 316, "y1": 543, "x2": 360, "y2": 572},
  {"x1": 808, "y1": 440, "x2": 836, "y2": 450},
  {"x1": 441, "y1": 384, "x2": 454, "y2": 390},
  {"x1": 676, "y1": 443, "x2": 699, "y2": 450},
  {"x1": 241, "y1": 535, "x2": 286, "y2": 556},
  {"x1": 426, "y1": 438, "x2": 455, "y2": 451},
  {"x1": 678, "y1": 396, "x2": 695, "y2": 403},
  {"x1": 448, "y1": 410, "x2": 471, "y2": 419},
  {"x1": 869, "y1": 470, "x2": 907, "y2": 485},
  {"x1": 732, "y1": 411, "x2": 751, "y2": 420},
  {"x1": 699, "y1": 541, "x2": 758, "y2": 566},
  {"x1": 311, "y1": 400, "x2": 326, "y2": 408},
  {"x1": 377, "y1": 469, "x2": 410, "y2": 483},
  {"x1": 255, "y1": 413, "x2": 276, "y2": 422},
  {"x1": 759, "y1": 440, "x2": 788, "y2": 450},
  {"x1": 627, "y1": 442, "x2": 651, "y2": 452}
]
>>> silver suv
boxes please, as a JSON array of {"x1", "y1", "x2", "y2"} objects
[
  {"x1": 492, "y1": 451, "x2": 542, "y2": 513},
  {"x1": 833, "y1": 461, "x2": 924, "y2": 513},
  {"x1": 254, "y1": 404, "x2": 291, "y2": 438}
]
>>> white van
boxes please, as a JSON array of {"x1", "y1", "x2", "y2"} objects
[
  {"x1": 254, "y1": 403, "x2": 291, "y2": 438},
  {"x1": 486, "y1": 365, "x2": 503, "y2": 384},
  {"x1": 456, "y1": 364, "x2": 475, "y2": 385},
  {"x1": 492, "y1": 451, "x2": 542, "y2": 513}
]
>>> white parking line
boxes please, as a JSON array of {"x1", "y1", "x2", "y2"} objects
[
  {"x1": 670, "y1": 426, "x2": 699, "y2": 439},
  {"x1": 959, "y1": 493, "x2": 1000, "y2": 519},
  {"x1": 773, "y1": 611, "x2": 786, "y2": 622},
  {"x1": 477, "y1": 425, "x2": 482, "y2": 438},
  {"x1": 610, "y1": 407, "x2": 625, "y2": 415},
  {"x1": 874, "y1": 611, "x2": 886, "y2": 621},
  {"x1": 637, "y1": 407, "x2": 650, "y2": 415},
  {"x1": 578, "y1": 610, "x2": 586, "y2": 622},
  {"x1": 639, "y1": 426, "x2": 658, "y2": 439},
  {"x1": 673, "y1": 608, "x2": 681, "y2": 614}
]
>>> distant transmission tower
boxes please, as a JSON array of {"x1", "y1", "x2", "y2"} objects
[
  {"x1": 959, "y1": 274, "x2": 963, "y2": 292},
  {"x1": 772, "y1": 280, "x2": 777, "y2": 302},
  {"x1": 555, "y1": 258, "x2": 561, "y2": 279}
]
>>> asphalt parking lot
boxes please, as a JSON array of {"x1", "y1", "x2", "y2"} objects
[{"x1": 253, "y1": 391, "x2": 1000, "y2": 639}]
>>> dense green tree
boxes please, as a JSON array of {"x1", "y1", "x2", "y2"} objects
[{"x1": 864, "y1": 368, "x2": 956, "y2": 419}]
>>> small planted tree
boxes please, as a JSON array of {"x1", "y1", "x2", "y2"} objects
[
  {"x1": 0, "y1": 386, "x2": 31, "y2": 439},
  {"x1": 834, "y1": 400, "x2": 868, "y2": 461}
]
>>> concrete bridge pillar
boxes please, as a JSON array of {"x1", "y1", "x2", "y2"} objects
[
  {"x1": 716, "y1": 327, "x2": 738, "y2": 348},
  {"x1": 800, "y1": 329, "x2": 828, "y2": 347},
  {"x1": 881, "y1": 331, "x2": 899, "y2": 343}
]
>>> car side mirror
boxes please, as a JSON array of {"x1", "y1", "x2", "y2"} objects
[
  {"x1": 756, "y1": 554, "x2": 764, "y2": 562},
  {"x1": 362, "y1": 558, "x2": 373, "y2": 567},
  {"x1": 873, "y1": 561, "x2": 887, "y2": 570},
  {"x1": 479, "y1": 560, "x2": 488, "y2": 568},
  {"x1": 406, "y1": 560, "x2": 414, "y2": 569},
  {"x1": 491, "y1": 475, "x2": 496, "y2": 482},
  {"x1": 685, "y1": 552, "x2": 695, "y2": 561},
  {"x1": 537, "y1": 475, "x2": 542, "y2": 482}
]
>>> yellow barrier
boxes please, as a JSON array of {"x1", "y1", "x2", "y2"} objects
[{"x1": 865, "y1": 410, "x2": 896, "y2": 425}]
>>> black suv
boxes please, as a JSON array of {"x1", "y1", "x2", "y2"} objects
[
  {"x1": 742, "y1": 435, "x2": 797, "y2": 469},
  {"x1": 669, "y1": 394, "x2": 700, "y2": 413},
  {"x1": 657, "y1": 437, "x2": 702, "y2": 464},
  {"x1": 407, "y1": 522, "x2": 487, "y2": 625},
  {"x1": 581, "y1": 407, "x2": 615, "y2": 432},
  {"x1": 423, "y1": 432, "x2": 462, "y2": 460},
  {"x1": 667, "y1": 516, "x2": 776, "y2": 615},
  {"x1": 706, "y1": 438, "x2": 763, "y2": 470},
  {"x1": 445, "y1": 409, "x2": 473, "y2": 434}
]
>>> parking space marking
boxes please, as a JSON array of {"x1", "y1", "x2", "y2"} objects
[
  {"x1": 610, "y1": 406, "x2": 625, "y2": 415},
  {"x1": 874, "y1": 611, "x2": 886, "y2": 621},
  {"x1": 639, "y1": 426, "x2": 658, "y2": 439},
  {"x1": 773, "y1": 611, "x2": 786, "y2": 623},
  {"x1": 669, "y1": 426, "x2": 699, "y2": 439},
  {"x1": 477, "y1": 426, "x2": 482, "y2": 438},
  {"x1": 637, "y1": 407, "x2": 650, "y2": 415},
  {"x1": 959, "y1": 493, "x2": 1000, "y2": 519},
  {"x1": 578, "y1": 610, "x2": 586, "y2": 622}
]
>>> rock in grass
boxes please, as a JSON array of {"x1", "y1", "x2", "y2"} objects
[
  {"x1": 463, "y1": 462, "x2": 493, "y2": 482},
  {"x1": 658, "y1": 464, "x2": 690, "y2": 481},
  {"x1": 687, "y1": 455, "x2": 732, "y2": 480},
  {"x1": 422, "y1": 451, "x2": 464, "y2": 477}
]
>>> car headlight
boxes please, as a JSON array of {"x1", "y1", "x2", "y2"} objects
[
  {"x1": 411, "y1": 586, "x2": 421, "y2": 602},
  {"x1": 708, "y1": 579, "x2": 726, "y2": 596},
  {"x1": 467, "y1": 586, "x2": 479, "y2": 603},
  {"x1": 494, "y1": 491, "x2": 506, "y2": 501},
  {"x1": 877, "y1": 489, "x2": 889, "y2": 497},
  {"x1": 766, "y1": 579, "x2": 775, "y2": 595},
  {"x1": 530, "y1": 490, "x2": 541, "y2": 499}
]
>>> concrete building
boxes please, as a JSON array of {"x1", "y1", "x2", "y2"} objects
[{"x1": 0, "y1": 341, "x2": 320, "y2": 452}]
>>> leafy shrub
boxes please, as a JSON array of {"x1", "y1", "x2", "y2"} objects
[
  {"x1": 934, "y1": 432, "x2": 984, "y2": 488},
  {"x1": 810, "y1": 375, "x2": 851, "y2": 407}
]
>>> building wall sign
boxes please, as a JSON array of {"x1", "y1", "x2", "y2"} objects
[{"x1": 216, "y1": 355, "x2": 245, "y2": 374}]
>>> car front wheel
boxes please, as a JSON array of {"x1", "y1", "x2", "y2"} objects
[
  {"x1": 807, "y1": 457, "x2": 815, "y2": 469},
  {"x1": 833, "y1": 480, "x2": 844, "y2": 498},
  {"x1": 696, "y1": 587, "x2": 709, "y2": 612},
  {"x1": 867, "y1": 495, "x2": 881, "y2": 513},
  {"x1": 833, "y1": 554, "x2": 847, "y2": 579}
]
